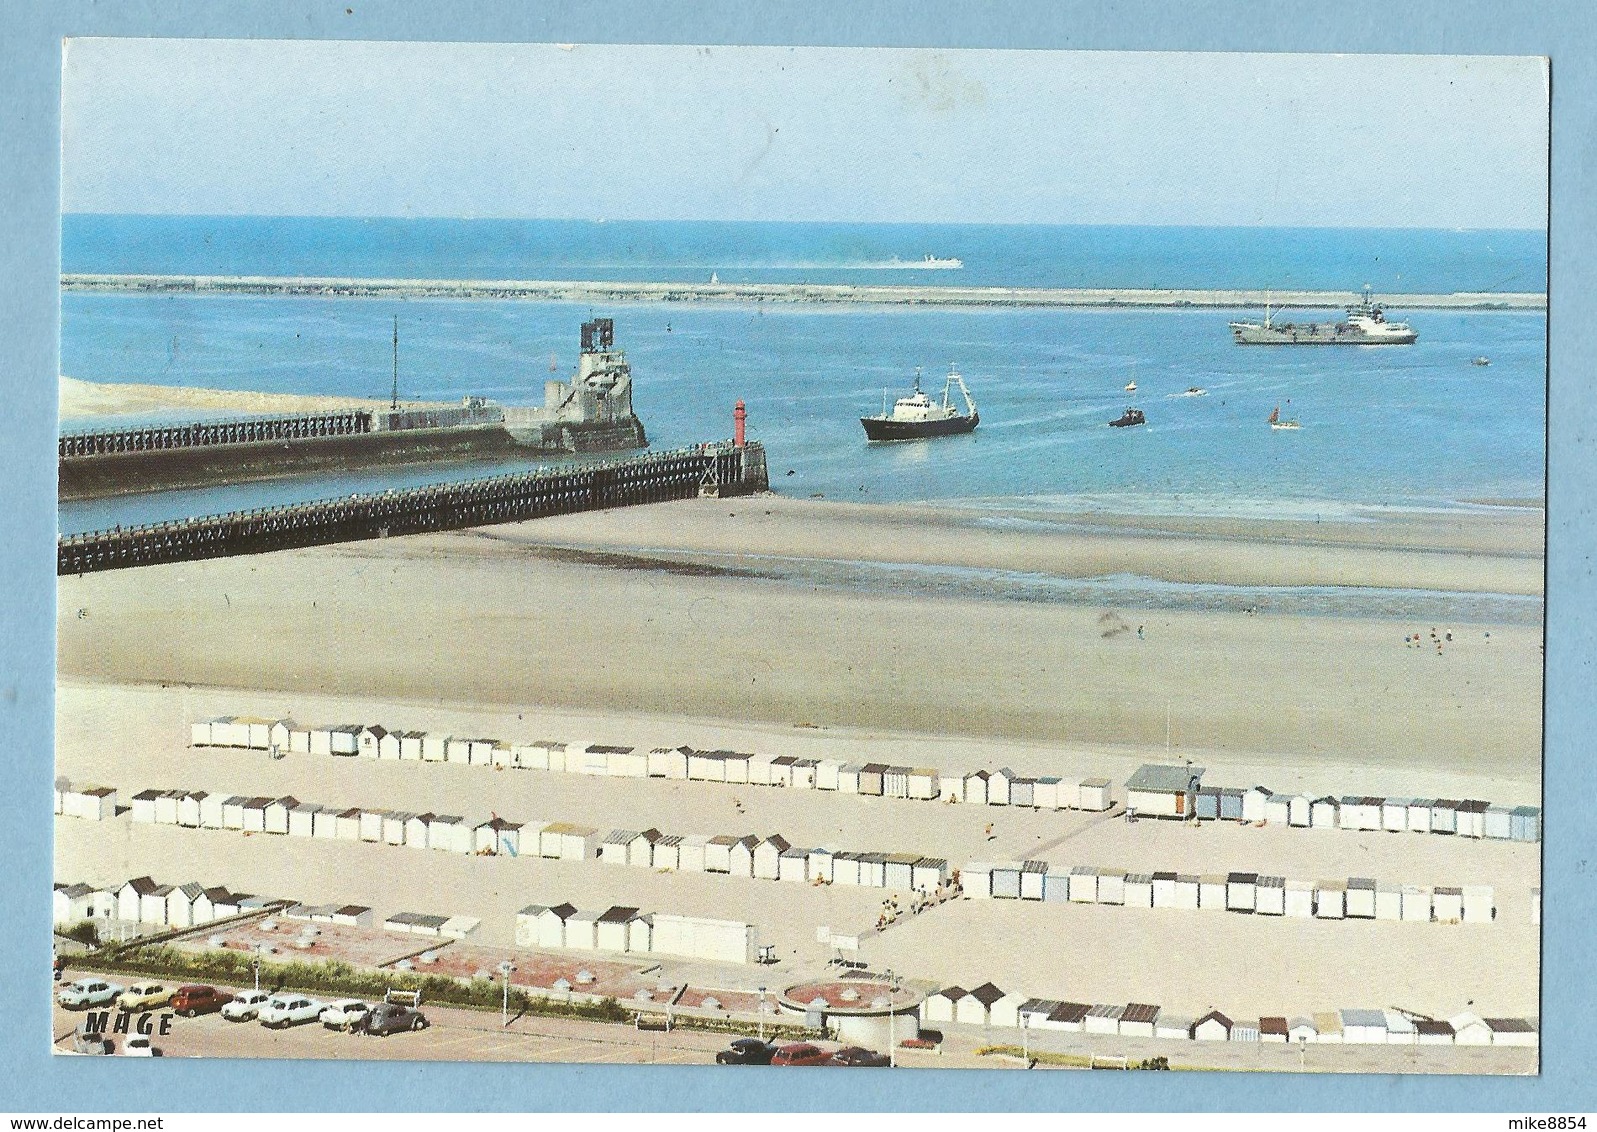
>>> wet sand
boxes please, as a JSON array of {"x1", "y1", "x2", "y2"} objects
[{"x1": 58, "y1": 496, "x2": 1543, "y2": 778}]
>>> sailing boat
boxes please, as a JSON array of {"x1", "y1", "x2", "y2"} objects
[
  {"x1": 549, "y1": 352, "x2": 559, "y2": 373},
  {"x1": 1268, "y1": 404, "x2": 1301, "y2": 430}
]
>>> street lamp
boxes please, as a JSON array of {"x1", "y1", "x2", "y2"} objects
[
  {"x1": 1022, "y1": 1011, "x2": 1030, "y2": 1065},
  {"x1": 758, "y1": 985, "x2": 767, "y2": 1042},
  {"x1": 498, "y1": 961, "x2": 515, "y2": 1028},
  {"x1": 252, "y1": 944, "x2": 267, "y2": 992},
  {"x1": 885, "y1": 968, "x2": 900, "y2": 1069}
]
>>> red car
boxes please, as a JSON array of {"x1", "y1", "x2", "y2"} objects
[
  {"x1": 770, "y1": 1043, "x2": 832, "y2": 1066},
  {"x1": 171, "y1": 985, "x2": 233, "y2": 1017}
]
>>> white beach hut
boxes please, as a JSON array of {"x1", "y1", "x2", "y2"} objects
[
  {"x1": 1462, "y1": 885, "x2": 1494, "y2": 923},
  {"x1": 1285, "y1": 880, "x2": 1316, "y2": 919},
  {"x1": 1375, "y1": 884, "x2": 1403, "y2": 921},
  {"x1": 1255, "y1": 875, "x2": 1285, "y2": 916},
  {"x1": 1124, "y1": 873, "x2": 1154, "y2": 908},
  {"x1": 1314, "y1": 881, "x2": 1347, "y2": 919},
  {"x1": 1433, "y1": 887, "x2": 1464, "y2": 923},
  {"x1": 1401, "y1": 885, "x2": 1432, "y2": 922}
]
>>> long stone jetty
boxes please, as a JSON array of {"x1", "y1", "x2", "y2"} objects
[{"x1": 62, "y1": 273, "x2": 1546, "y2": 311}]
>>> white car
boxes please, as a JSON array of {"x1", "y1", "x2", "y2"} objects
[
  {"x1": 319, "y1": 999, "x2": 372, "y2": 1031},
  {"x1": 258, "y1": 994, "x2": 324, "y2": 1028},
  {"x1": 220, "y1": 989, "x2": 271, "y2": 1022},
  {"x1": 57, "y1": 978, "x2": 123, "y2": 1009},
  {"x1": 122, "y1": 1035, "x2": 159, "y2": 1057}
]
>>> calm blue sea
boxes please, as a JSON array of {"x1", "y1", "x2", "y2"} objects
[
  {"x1": 63, "y1": 215, "x2": 1546, "y2": 294},
  {"x1": 58, "y1": 216, "x2": 1547, "y2": 536}
]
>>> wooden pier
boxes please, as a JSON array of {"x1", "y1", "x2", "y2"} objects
[{"x1": 58, "y1": 441, "x2": 767, "y2": 575}]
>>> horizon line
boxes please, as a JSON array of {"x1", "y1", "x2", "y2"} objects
[{"x1": 59, "y1": 212, "x2": 1550, "y2": 234}]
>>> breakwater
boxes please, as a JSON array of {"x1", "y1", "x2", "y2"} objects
[
  {"x1": 61, "y1": 273, "x2": 1547, "y2": 311},
  {"x1": 58, "y1": 441, "x2": 767, "y2": 574}
]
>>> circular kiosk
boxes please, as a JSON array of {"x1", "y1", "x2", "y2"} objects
[{"x1": 778, "y1": 977, "x2": 926, "y2": 1051}]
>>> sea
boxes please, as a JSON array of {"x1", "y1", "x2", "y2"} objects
[{"x1": 60, "y1": 216, "x2": 1548, "y2": 571}]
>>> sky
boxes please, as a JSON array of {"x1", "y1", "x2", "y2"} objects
[{"x1": 60, "y1": 40, "x2": 1549, "y2": 229}]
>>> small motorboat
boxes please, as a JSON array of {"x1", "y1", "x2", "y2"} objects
[
  {"x1": 1109, "y1": 407, "x2": 1146, "y2": 428},
  {"x1": 1180, "y1": 386, "x2": 1207, "y2": 397},
  {"x1": 1471, "y1": 356, "x2": 1491, "y2": 366},
  {"x1": 1124, "y1": 380, "x2": 1137, "y2": 392},
  {"x1": 1268, "y1": 404, "x2": 1301, "y2": 430}
]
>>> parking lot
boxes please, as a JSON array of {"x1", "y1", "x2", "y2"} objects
[{"x1": 52, "y1": 984, "x2": 740, "y2": 1064}]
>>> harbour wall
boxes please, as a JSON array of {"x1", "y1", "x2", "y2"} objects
[
  {"x1": 59, "y1": 411, "x2": 648, "y2": 502},
  {"x1": 57, "y1": 441, "x2": 767, "y2": 575},
  {"x1": 62, "y1": 273, "x2": 1547, "y2": 311}
]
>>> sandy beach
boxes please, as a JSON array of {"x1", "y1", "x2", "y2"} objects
[
  {"x1": 54, "y1": 492, "x2": 1543, "y2": 1036},
  {"x1": 58, "y1": 496, "x2": 1543, "y2": 779},
  {"x1": 54, "y1": 680, "x2": 1540, "y2": 1021},
  {"x1": 60, "y1": 375, "x2": 450, "y2": 421}
]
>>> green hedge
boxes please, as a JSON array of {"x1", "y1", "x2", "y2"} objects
[{"x1": 82, "y1": 945, "x2": 625, "y2": 1023}]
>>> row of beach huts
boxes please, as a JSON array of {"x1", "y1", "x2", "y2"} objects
[
  {"x1": 117, "y1": 778, "x2": 1526, "y2": 926},
  {"x1": 922, "y1": 984, "x2": 1537, "y2": 1047},
  {"x1": 186, "y1": 715, "x2": 1117, "y2": 810},
  {"x1": 1126, "y1": 764, "x2": 1541, "y2": 841},
  {"x1": 122, "y1": 781, "x2": 960, "y2": 893},
  {"x1": 960, "y1": 860, "x2": 1499, "y2": 924},
  {"x1": 54, "y1": 877, "x2": 755, "y2": 966},
  {"x1": 54, "y1": 876, "x2": 479, "y2": 940},
  {"x1": 513, "y1": 904, "x2": 756, "y2": 964},
  {"x1": 185, "y1": 718, "x2": 1540, "y2": 843}
]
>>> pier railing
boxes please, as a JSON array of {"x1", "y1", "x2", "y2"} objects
[
  {"x1": 58, "y1": 441, "x2": 767, "y2": 575},
  {"x1": 59, "y1": 409, "x2": 373, "y2": 459}
]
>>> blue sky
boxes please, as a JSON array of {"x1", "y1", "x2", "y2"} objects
[{"x1": 61, "y1": 40, "x2": 1549, "y2": 228}]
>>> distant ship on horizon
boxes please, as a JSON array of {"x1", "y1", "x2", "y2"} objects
[{"x1": 885, "y1": 254, "x2": 964, "y2": 270}]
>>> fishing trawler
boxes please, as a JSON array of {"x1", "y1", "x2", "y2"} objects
[
  {"x1": 861, "y1": 367, "x2": 979, "y2": 441},
  {"x1": 1230, "y1": 286, "x2": 1418, "y2": 345}
]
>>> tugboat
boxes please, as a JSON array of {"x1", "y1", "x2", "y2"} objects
[
  {"x1": 1230, "y1": 286, "x2": 1417, "y2": 345},
  {"x1": 861, "y1": 367, "x2": 979, "y2": 441},
  {"x1": 1109, "y1": 407, "x2": 1146, "y2": 428}
]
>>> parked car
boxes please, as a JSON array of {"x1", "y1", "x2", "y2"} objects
[
  {"x1": 171, "y1": 985, "x2": 232, "y2": 1017},
  {"x1": 69, "y1": 1028, "x2": 114, "y2": 1055},
  {"x1": 57, "y1": 978, "x2": 123, "y2": 1010},
  {"x1": 116, "y1": 982, "x2": 175, "y2": 1012},
  {"x1": 122, "y1": 1035, "x2": 160, "y2": 1056},
  {"x1": 770, "y1": 1042, "x2": 833, "y2": 1066},
  {"x1": 715, "y1": 1037, "x2": 778, "y2": 1065},
  {"x1": 320, "y1": 999, "x2": 373, "y2": 1032},
  {"x1": 258, "y1": 994, "x2": 324, "y2": 1028},
  {"x1": 827, "y1": 1046, "x2": 891, "y2": 1067},
  {"x1": 221, "y1": 989, "x2": 271, "y2": 1022},
  {"x1": 361, "y1": 1001, "x2": 429, "y2": 1036}
]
